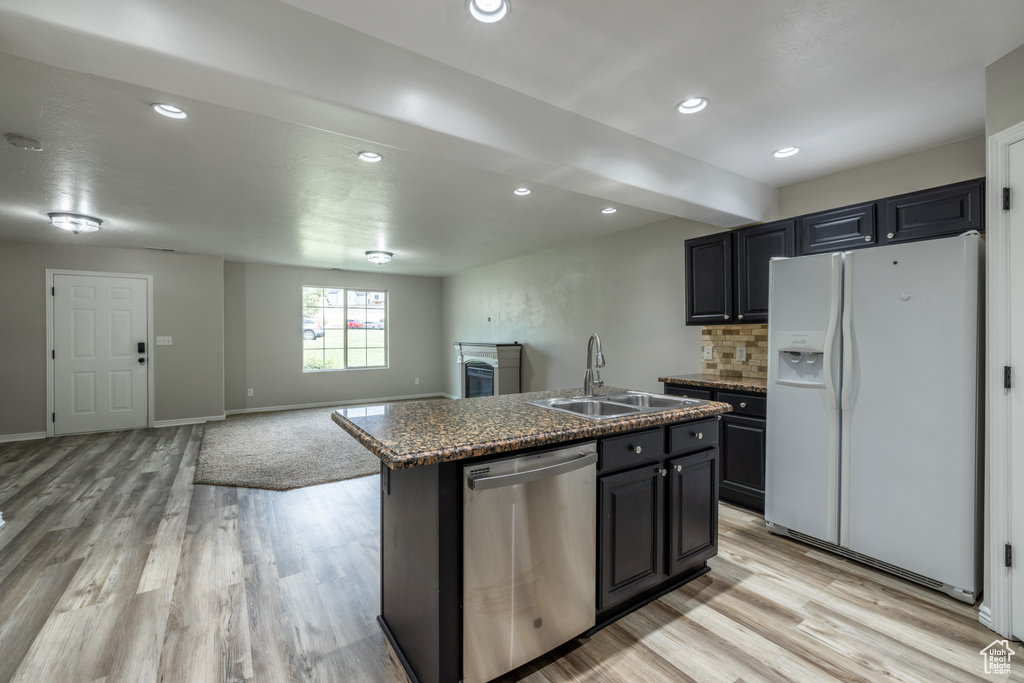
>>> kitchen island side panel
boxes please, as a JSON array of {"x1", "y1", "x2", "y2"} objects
[{"x1": 380, "y1": 462, "x2": 462, "y2": 683}]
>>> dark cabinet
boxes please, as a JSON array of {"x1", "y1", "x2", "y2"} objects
[
  {"x1": 882, "y1": 178, "x2": 983, "y2": 245},
  {"x1": 597, "y1": 464, "x2": 665, "y2": 610},
  {"x1": 798, "y1": 201, "x2": 878, "y2": 254},
  {"x1": 596, "y1": 420, "x2": 719, "y2": 618},
  {"x1": 735, "y1": 219, "x2": 795, "y2": 323},
  {"x1": 684, "y1": 232, "x2": 733, "y2": 324}
]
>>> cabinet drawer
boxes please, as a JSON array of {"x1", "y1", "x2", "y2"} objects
[
  {"x1": 599, "y1": 428, "x2": 662, "y2": 472},
  {"x1": 664, "y1": 384, "x2": 713, "y2": 401},
  {"x1": 668, "y1": 419, "x2": 718, "y2": 454},
  {"x1": 716, "y1": 391, "x2": 766, "y2": 418}
]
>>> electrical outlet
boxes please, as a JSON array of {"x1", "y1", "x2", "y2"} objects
[
  {"x1": 415, "y1": 378, "x2": 420, "y2": 385},
  {"x1": 736, "y1": 346, "x2": 747, "y2": 362},
  {"x1": 703, "y1": 345, "x2": 713, "y2": 360},
  {"x1": 247, "y1": 388, "x2": 254, "y2": 397},
  {"x1": 156, "y1": 336, "x2": 172, "y2": 345}
]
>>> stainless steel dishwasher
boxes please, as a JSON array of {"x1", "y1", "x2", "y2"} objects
[{"x1": 463, "y1": 441, "x2": 597, "y2": 683}]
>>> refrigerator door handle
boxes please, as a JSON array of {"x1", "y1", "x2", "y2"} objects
[
  {"x1": 821, "y1": 252, "x2": 843, "y2": 543},
  {"x1": 839, "y1": 251, "x2": 856, "y2": 546}
]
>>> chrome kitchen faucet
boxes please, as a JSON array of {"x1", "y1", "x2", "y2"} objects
[{"x1": 583, "y1": 333, "x2": 605, "y2": 397}]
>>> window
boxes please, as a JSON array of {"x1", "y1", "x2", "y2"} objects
[{"x1": 302, "y1": 286, "x2": 387, "y2": 371}]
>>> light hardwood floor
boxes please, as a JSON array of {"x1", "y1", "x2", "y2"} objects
[{"x1": 0, "y1": 425, "x2": 1017, "y2": 682}]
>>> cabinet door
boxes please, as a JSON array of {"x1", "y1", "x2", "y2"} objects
[
  {"x1": 735, "y1": 219, "x2": 795, "y2": 323},
  {"x1": 881, "y1": 178, "x2": 984, "y2": 245},
  {"x1": 667, "y1": 448, "x2": 719, "y2": 577},
  {"x1": 798, "y1": 202, "x2": 878, "y2": 255},
  {"x1": 685, "y1": 232, "x2": 733, "y2": 325},
  {"x1": 719, "y1": 414, "x2": 766, "y2": 513},
  {"x1": 598, "y1": 465, "x2": 665, "y2": 610}
]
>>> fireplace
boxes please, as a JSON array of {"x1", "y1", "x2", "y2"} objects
[{"x1": 455, "y1": 343, "x2": 522, "y2": 398}]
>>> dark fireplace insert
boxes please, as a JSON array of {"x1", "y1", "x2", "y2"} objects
[{"x1": 465, "y1": 361, "x2": 495, "y2": 398}]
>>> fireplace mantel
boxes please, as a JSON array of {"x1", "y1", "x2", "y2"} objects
[{"x1": 454, "y1": 342, "x2": 522, "y2": 398}]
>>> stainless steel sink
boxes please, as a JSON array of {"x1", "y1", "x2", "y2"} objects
[{"x1": 528, "y1": 391, "x2": 704, "y2": 420}]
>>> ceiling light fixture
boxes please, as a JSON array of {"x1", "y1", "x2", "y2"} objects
[
  {"x1": 5, "y1": 133, "x2": 43, "y2": 151},
  {"x1": 601, "y1": 207, "x2": 617, "y2": 214},
  {"x1": 357, "y1": 151, "x2": 383, "y2": 162},
  {"x1": 513, "y1": 188, "x2": 531, "y2": 196},
  {"x1": 773, "y1": 146, "x2": 800, "y2": 158},
  {"x1": 47, "y1": 212, "x2": 102, "y2": 234},
  {"x1": 676, "y1": 97, "x2": 709, "y2": 114},
  {"x1": 152, "y1": 103, "x2": 188, "y2": 119},
  {"x1": 366, "y1": 250, "x2": 393, "y2": 265},
  {"x1": 468, "y1": 0, "x2": 509, "y2": 23}
]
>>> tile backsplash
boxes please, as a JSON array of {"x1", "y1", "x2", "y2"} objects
[{"x1": 701, "y1": 324, "x2": 768, "y2": 379}]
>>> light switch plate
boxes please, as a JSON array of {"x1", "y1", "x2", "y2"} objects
[
  {"x1": 736, "y1": 346, "x2": 747, "y2": 362},
  {"x1": 703, "y1": 345, "x2": 713, "y2": 360},
  {"x1": 156, "y1": 336, "x2": 172, "y2": 346}
]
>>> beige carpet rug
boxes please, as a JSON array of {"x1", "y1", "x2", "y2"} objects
[{"x1": 194, "y1": 405, "x2": 380, "y2": 490}]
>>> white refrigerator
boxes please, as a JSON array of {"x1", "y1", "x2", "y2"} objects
[{"x1": 765, "y1": 232, "x2": 983, "y2": 602}]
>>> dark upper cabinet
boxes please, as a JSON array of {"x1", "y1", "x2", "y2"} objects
[
  {"x1": 684, "y1": 232, "x2": 733, "y2": 324},
  {"x1": 881, "y1": 178, "x2": 984, "y2": 245},
  {"x1": 735, "y1": 219, "x2": 795, "y2": 323},
  {"x1": 798, "y1": 202, "x2": 878, "y2": 255}
]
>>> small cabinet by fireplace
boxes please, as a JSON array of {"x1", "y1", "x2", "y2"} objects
[{"x1": 596, "y1": 420, "x2": 718, "y2": 621}]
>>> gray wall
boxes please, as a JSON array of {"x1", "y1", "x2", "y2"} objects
[
  {"x1": 0, "y1": 240, "x2": 225, "y2": 435},
  {"x1": 987, "y1": 42, "x2": 1024, "y2": 136},
  {"x1": 778, "y1": 136, "x2": 986, "y2": 219},
  {"x1": 223, "y1": 261, "x2": 444, "y2": 411},
  {"x1": 440, "y1": 217, "x2": 719, "y2": 397}
]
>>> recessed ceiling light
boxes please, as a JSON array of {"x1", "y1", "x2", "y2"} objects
[
  {"x1": 773, "y1": 146, "x2": 800, "y2": 158},
  {"x1": 152, "y1": 103, "x2": 187, "y2": 119},
  {"x1": 366, "y1": 250, "x2": 393, "y2": 265},
  {"x1": 47, "y1": 212, "x2": 102, "y2": 235},
  {"x1": 5, "y1": 133, "x2": 43, "y2": 151},
  {"x1": 357, "y1": 151, "x2": 383, "y2": 163},
  {"x1": 469, "y1": 0, "x2": 509, "y2": 23},
  {"x1": 513, "y1": 188, "x2": 531, "y2": 196},
  {"x1": 676, "y1": 97, "x2": 709, "y2": 114},
  {"x1": 601, "y1": 207, "x2": 617, "y2": 214}
]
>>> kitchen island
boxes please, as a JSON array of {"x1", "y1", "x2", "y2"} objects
[{"x1": 333, "y1": 388, "x2": 731, "y2": 683}]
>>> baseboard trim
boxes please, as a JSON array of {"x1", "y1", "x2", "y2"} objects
[
  {"x1": 224, "y1": 393, "x2": 450, "y2": 416},
  {"x1": 153, "y1": 415, "x2": 226, "y2": 428},
  {"x1": 979, "y1": 602, "x2": 993, "y2": 630},
  {"x1": 0, "y1": 432, "x2": 47, "y2": 444}
]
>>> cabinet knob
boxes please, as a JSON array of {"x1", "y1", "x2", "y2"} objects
[
  {"x1": 660, "y1": 468, "x2": 667, "y2": 477},
  {"x1": 738, "y1": 314, "x2": 744, "y2": 320},
  {"x1": 694, "y1": 432, "x2": 703, "y2": 439},
  {"x1": 724, "y1": 314, "x2": 730, "y2": 320},
  {"x1": 675, "y1": 464, "x2": 682, "y2": 472},
  {"x1": 864, "y1": 235, "x2": 871, "y2": 241},
  {"x1": 632, "y1": 445, "x2": 642, "y2": 454},
  {"x1": 887, "y1": 232, "x2": 894, "y2": 239},
  {"x1": 740, "y1": 402, "x2": 747, "y2": 408}
]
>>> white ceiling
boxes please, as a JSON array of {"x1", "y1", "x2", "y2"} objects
[{"x1": 0, "y1": 0, "x2": 1022, "y2": 277}]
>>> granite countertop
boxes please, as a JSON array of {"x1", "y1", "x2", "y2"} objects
[
  {"x1": 659, "y1": 373, "x2": 768, "y2": 395},
  {"x1": 332, "y1": 387, "x2": 731, "y2": 469}
]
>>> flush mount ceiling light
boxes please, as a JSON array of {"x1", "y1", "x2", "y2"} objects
[
  {"x1": 366, "y1": 250, "x2": 393, "y2": 265},
  {"x1": 151, "y1": 103, "x2": 188, "y2": 119},
  {"x1": 469, "y1": 0, "x2": 509, "y2": 23},
  {"x1": 676, "y1": 97, "x2": 709, "y2": 114},
  {"x1": 47, "y1": 212, "x2": 102, "y2": 235},
  {"x1": 773, "y1": 146, "x2": 800, "y2": 158},
  {"x1": 357, "y1": 151, "x2": 383, "y2": 162},
  {"x1": 5, "y1": 133, "x2": 43, "y2": 151},
  {"x1": 513, "y1": 188, "x2": 531, "y2": 196},
  {"x1": 601, "y1": 207, "x2": 617, "y2": 214}
]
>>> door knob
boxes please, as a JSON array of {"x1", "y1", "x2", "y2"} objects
[{"x1": 138, "y1": 357, "x2": 146, "y2": 364}]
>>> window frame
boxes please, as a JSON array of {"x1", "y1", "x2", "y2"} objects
[{"x1": 302, "y1": 285, "x2": 389, "y2": 372}]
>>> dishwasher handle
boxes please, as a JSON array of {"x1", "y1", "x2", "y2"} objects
[{"x1": 467, "y1": 451, "x2": 597, "y2": 491}]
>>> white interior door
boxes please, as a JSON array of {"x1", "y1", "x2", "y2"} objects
[
  {"x1": 52, "y1": 273, "x2": 150, "y2": 435},
  {"x1": 1008, "y1": 139, "x2": 1024, "y2": 637}
]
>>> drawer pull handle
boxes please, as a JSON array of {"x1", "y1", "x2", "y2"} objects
[
  {"x1": 660, "y1": 468, "x2": 667, "y2": 477},
  {"x1": 694, "y1": 432, "x2": 703, "y2": 439},
  {"x1": 740, "y1": 402, "x2": 747, "y2": 408},
  {"x1": 888, "y1": 232, "x2": 895, "y2": 239},
  {"x1": 864, "y1": 235, "x2": 872, "y2": 241},
  {"x1": 675, "y1": 464, "x2": 682, "y2": 472},
  {"x1": 631, "y1": 445, "x2": 642, "y2": 454}
]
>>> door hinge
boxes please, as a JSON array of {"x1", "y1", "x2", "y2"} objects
[
  {"x1": 1004, "y1": 187, "x2": 1011, "y2": 211},
  {"x1": 1006, "y1": 366, "x2": 1013, "y2": 390},
  {"x1": 1007, "y1": 543, "x2": 1013, "y2": 568}
]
